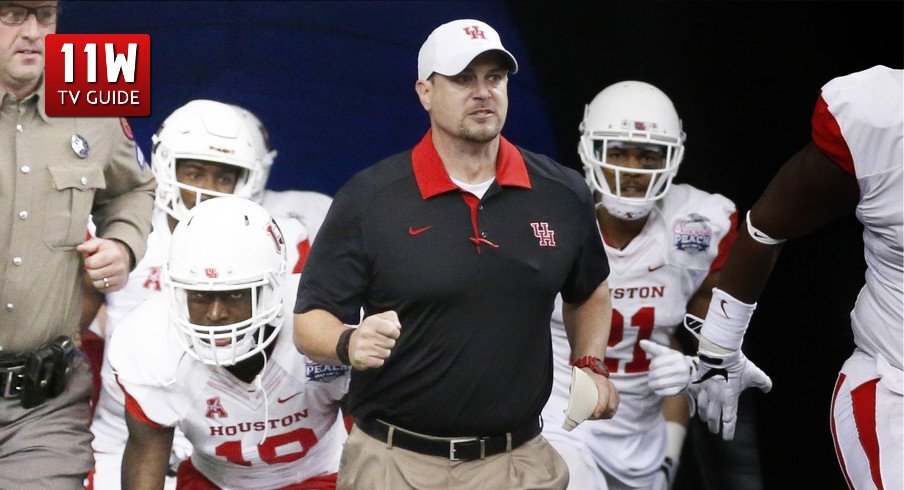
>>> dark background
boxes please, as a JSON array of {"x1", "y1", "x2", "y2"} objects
[{"x1": 60, "y1": 1, "x2": 902, "y2": 488}]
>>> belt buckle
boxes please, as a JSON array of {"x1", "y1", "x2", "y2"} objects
[
  {"x1": 449, "y1": 437, "x2": 480, "y2": 461},
  {"x1": 2, "y1": 366, "x2": 23, "y2": 398}
]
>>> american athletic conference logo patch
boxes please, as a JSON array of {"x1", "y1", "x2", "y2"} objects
[
  {"x1": 305, "y1": 359, "x2": 349, "y2": 382},
  {"x1": 673, "y1": 213, "x2": 712, "y2": 255},
  {"x1": 205, "y1": 396, "x2": 228, "y2": 418}
]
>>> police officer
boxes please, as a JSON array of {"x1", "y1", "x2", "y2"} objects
[{"x1": 0, "y1": 1, "x2": 155, "y2": 487}]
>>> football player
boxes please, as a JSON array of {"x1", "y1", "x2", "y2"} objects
[
  {"x1": 541, "y1": 81, "x2": 747, "y2": 489},
  {"x1": 112, "y1": 197, "x2": 348, "y2": 488},
  {"x1": 688, "y1": 65, "x2": 902, "y2": 489},
  {"x1": 85, "y1": 100, "x2": 331, "y2": 489}
]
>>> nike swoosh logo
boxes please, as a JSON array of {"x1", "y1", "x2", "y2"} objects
[
  {"x1": 408, "y1": 226, "x2": 432, "y2": 236},
  {"x1": 647, "y1": 264, "x2": 664, "y2": 272},
  {"x1": 720, "y1": 299, "x2": 730, "y2": 318},
  {"x1": 277, "y1": 392, "x2": 303, "y2": 404}
]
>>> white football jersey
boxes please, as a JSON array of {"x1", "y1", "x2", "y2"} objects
[
  {"x1": 90, "y1": 201, "x2": 322, "y2": 489},
  {"x1": 817, "y1": 65, "x2": 903, "y2": 372},
  {"x1": 542, "y1": 183, "x2": 736, "y2": 487},
  {"x1": 108, "y1": 275, "x2": 349, "y2": 489}
]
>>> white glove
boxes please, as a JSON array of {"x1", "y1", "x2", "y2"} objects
[
  {"x1": 685, "y1": 314, "x2": 773, "y2": 440},
  {"x1": 650, "y1": 456, "x2": 678, "y2": 490},
  {"x1": 639, "y1": 339, "x2": 698, "y2": 396}
]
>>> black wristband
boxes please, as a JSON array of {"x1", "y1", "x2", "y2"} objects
[{"x1": 336, "y1": 328, "x2": 354, "y2": 366}]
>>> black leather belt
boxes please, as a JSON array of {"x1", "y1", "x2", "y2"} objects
[{"x1": 356, "y1": 417, "x2": 541, "y2": 461}]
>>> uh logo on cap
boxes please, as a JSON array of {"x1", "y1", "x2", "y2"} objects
[{"x1": 463, "y1": 25, "x2": 486, "y2": 40}]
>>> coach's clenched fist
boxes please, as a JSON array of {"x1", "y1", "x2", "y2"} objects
[
  {"x1": 293, "y1": 309, "x2": 404, "y2": 369},
  {"x1": 348, "y1": 311, "x2": 402, "y2": 370}
]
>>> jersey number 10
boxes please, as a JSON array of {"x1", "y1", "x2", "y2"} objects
[{"x1": 215, "y1": 427, "x2": 318, "y2": 466}]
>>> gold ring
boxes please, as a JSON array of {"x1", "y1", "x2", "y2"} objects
[{"x1": 102, "y1": 277, "x2": 109, "y2": 288}]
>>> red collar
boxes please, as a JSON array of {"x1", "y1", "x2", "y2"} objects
[{"x1": 411, "y1": 129, "x2": 532, "y2": 199}]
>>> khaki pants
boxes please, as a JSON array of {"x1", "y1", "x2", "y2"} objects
[
  {"x1": 338, "y1": 425, "x2": 569, "y2": 490},
  {"x1": 0, "y1": 355, "x2": 94, "y2": 489}
]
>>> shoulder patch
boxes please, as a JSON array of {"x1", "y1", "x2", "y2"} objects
[
  {"x1": 673, "y1": 213, "x2": 712, "y2": 255},
  {"x1": 305, "y1": 359, "x2": 350, "y2": 382},
  {"x1": 120, "y1": 117, "x2": 134, "y2": 140}
]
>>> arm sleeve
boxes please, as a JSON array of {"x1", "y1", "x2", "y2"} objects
[
  {"x1": 710, "y1": 210, "x2": 738, "y2": 272},
  {"x1": 121, "y1": 381, "x2": 170, "y2": 429},
  {"x1": 560, "y1": 184, "x2": 610, "y2": 304},
  {"x1": 811, "y1": 94, "x2": 856, "y2": 176},
  {"x1": 294, "y1": 181, "x2": 369, "y2": 324},
  {"x1": 91, "y1": 117, "x2": 156, "y2": 267},
  {"x1": 107, "y1": 306, "x2": 184, "y2": 428}
]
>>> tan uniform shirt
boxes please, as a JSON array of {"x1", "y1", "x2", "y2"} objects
[{"x1": 0, "y1": 80, "x2": 155, "y2": 355}]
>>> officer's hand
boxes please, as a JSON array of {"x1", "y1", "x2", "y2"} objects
[
  {"x1": 349, "y1": 311, "x2": 401, "y2": 370},
  {"x1": 77, "y1": 238, "x2": 132, "y2": 292}
]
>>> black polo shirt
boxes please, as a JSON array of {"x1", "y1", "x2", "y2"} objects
[{"x1": 295, "y1": 130, "x2": 609, "y2": 436}]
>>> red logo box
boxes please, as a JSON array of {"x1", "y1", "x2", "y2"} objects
[{"x1": 44, "y1": 34, "x2": 150, "y2": 117}]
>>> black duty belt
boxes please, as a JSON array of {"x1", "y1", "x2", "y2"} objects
[
  {"x1": 356, "y1": 417, "x2": 541, "y2": 461},
  {"x1": 0, "y1": 335, "x2": 76, "y2": 407}
]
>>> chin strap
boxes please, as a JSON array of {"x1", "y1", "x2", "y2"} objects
[
  {"x1": 255, "y1": 349, "x2": 270, "y2": 445},
  {"x1": 598, "y1": 194, "x2": 653, "y2": 221}
]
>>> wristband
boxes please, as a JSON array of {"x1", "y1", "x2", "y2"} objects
[
  {"x1": 571, "y1": 356, "x2": 609, "y2": 377},
  {"x1": 336, "y1": 328, "x2": 354, "y2": 366},
  {"x1": 700, "y1": 288, "x2": 756, "y2": 351},
  {"x1": 664, "y1": 421, "x2": 686, "y2": 462}
]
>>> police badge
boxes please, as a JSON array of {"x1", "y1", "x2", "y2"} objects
[{"x1": 70, "y1": 134, "x2": 89, "y2": 159}]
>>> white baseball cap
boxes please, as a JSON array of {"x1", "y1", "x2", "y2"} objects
[{"x1": 417, "y1": 19, "x2": 519, "y2": 81}]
